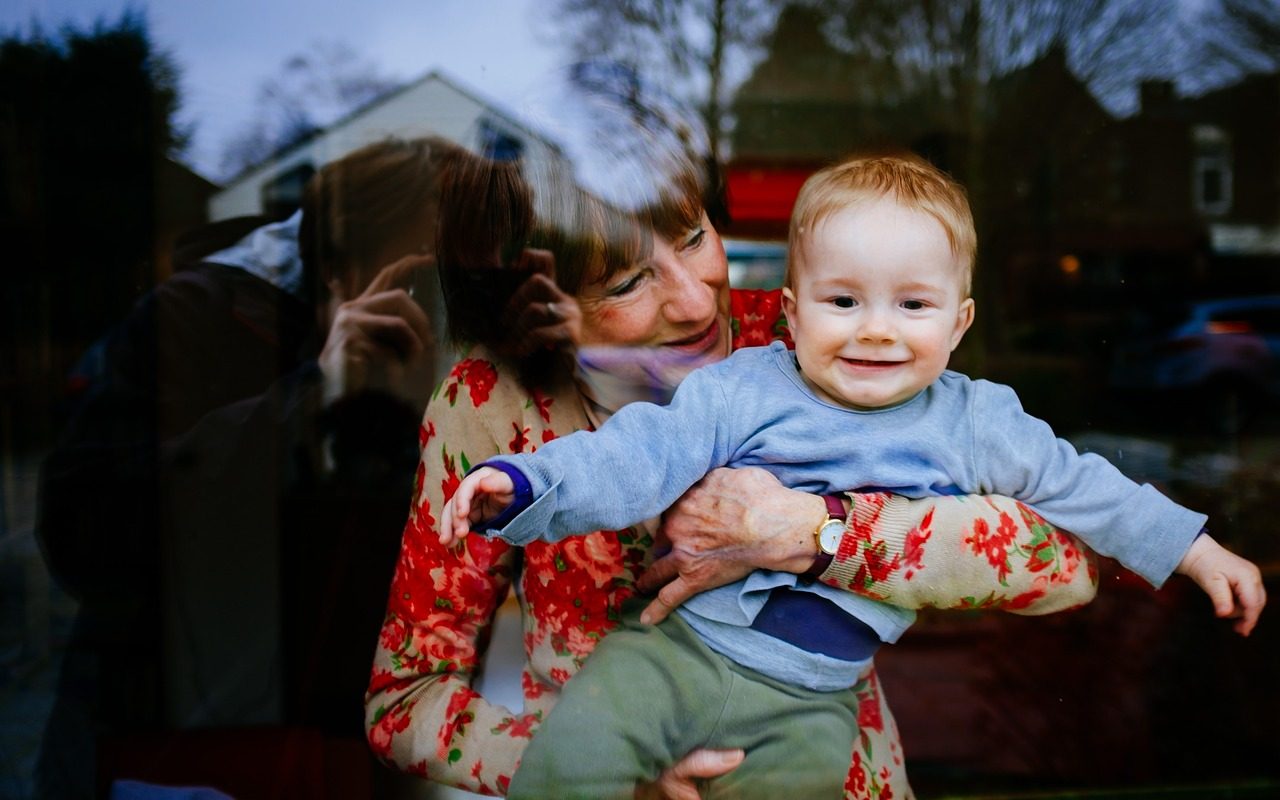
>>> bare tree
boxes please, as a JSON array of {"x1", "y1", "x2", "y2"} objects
[
  {"x1": 1196, "y1": 0, "x2": 1280, "y2": 80},
  {"x1": 819, "y1": 0, "x2": 1168, "y2": 124},
  {"x1": 550, "y1": 0, "x2": 787, "y2": 172},
  {"x1": 218, "y1": 41, "x2": 401, "y2": 179}
]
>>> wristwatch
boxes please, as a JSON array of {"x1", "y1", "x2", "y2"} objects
[{"x1": 801, "y1": 494, "x2": 847, "y2": 582}]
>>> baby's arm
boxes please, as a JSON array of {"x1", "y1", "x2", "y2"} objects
[
  {"x1": 440, "y1": 466, "x2": 514, "y2": 546},
  {"x1": 1175, "y1": 532, "x2": 1267, "y2": 636}
]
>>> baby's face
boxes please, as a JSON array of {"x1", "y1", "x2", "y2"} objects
[{"x1": 783, "y1": 197, "x2": 974, "y2": 410}]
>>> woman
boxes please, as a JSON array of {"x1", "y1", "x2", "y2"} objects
[{"x1": 365, "y1": 137, "x2": 1100, "y2": 798}]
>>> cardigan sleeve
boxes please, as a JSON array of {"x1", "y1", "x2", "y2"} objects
[
  {"x1": 365, "y1": 355, "x2": 531, "y2": 794},
  {"x1": 821, "y1": 492, "x2": 1099, "y2": 615}
]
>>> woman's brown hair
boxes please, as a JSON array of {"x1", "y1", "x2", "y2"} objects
[{"x1": 299, "y1": 136, "x2": 463, "y2": 301}]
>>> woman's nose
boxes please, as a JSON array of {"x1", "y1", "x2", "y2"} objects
[{"x1": 660, "y1": 260, "x2": 718, "y2": 324}]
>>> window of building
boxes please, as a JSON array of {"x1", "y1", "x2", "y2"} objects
[{"x1": 1193, "y1": 124, "x2": 1232, "y2": 217}]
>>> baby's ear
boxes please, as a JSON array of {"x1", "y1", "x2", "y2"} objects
[
  {"x1": 782, "y1": 286, "x2": 798, "y2": 329},
  {"x1": 951, "y1": 298, "x2": 975, "y2": 350}
]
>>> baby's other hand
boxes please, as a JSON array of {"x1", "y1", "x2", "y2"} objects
[
  {"x1": 1176, "y1": 533, "x2": 1267, "y2": 636},
  {"x1": 439, "y1": 467, "x2": 516, "y2": 547}
]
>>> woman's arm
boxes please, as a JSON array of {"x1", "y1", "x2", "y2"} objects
[
  {"x1": 640, "y1": 467, "x2": 1097, "y2": 623},
  {"x1": 365, "y1": 357, "x2": 534, "y2": 795},
  {"x1": 825, "y1": 490, "x2": 1097, "y2": 614}
]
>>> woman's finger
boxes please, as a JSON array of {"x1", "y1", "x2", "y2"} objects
[
  {"x1": 638, "y1": 748, "x2": 744, "y2": 800},
  {"x1": 362, "y1": 253, "x2": 436, "y2": 296}
]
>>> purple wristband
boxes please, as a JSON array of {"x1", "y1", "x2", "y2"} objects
[{"x1": 473, "y1": 460, "x2": 534, "y2": 533}]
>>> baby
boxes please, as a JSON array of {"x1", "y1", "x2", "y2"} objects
[{"x1": 443, "y1": 154, "x2": 1266, "y2": 800}]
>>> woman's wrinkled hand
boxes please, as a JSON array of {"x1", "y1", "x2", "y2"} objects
[
  {"x1": 634, "y1": 748, "x2": 745, "y2": 800},
  {"x1": 498, "y1": 248, "x2": 581, "y2": 357},
  {"x1": 638, "y1": 467, "x2": 826, "y2": 624}
]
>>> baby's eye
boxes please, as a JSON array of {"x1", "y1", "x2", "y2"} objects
[
  {"x1": 901, "y1": 299, "x2": 928, "y2": 311},
  {"x1": 833, "y1": 296, "x2": 855, "y2": 309}
]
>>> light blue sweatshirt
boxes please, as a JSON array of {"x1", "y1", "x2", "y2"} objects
[{"x1": 486, "y1": 341, "x2": 1205, "y2": 690}]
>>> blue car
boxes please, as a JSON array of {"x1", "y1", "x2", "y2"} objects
[{"x1": 1110, "y1": 295, "x2": 1280, "y2": 417}]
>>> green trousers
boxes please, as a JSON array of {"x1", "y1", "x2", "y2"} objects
[{"x1": 507, "y1": 609, "x2": 859, "y2": 800}]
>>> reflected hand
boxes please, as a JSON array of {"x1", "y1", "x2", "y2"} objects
[
  {"x1": 638, "y1": 467, "x2": 825, "y2": 624},
  {"x1": 634, "y1": 748, "x2": 744, "y2": 800},
  {"x1": 498, "y1": 248, "x2": 581, "y2": 357},
  {"x1": 319, "y1": 254, "x2": 436, "y2": 414}
]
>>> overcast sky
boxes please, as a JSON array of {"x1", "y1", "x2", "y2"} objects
[{"x1": 2, "y1": 0, "x2": 564, "y2": 179}]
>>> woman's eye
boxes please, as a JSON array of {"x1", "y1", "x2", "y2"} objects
[
  {"x1": 605, "y1": 271, "x2": 646, "y2": 297},
  {"x1": 833, "y1": 296, "x2": 855, "y2": 309},
  {"x1": 902, "y1": 299, "x2": 927, "y2": 311},
  {"x1": 680, "y1": 227, "x2": 706, "y2": 251}
]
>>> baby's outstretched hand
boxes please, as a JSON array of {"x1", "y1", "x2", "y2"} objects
[
  {"x1": 440, "y1": 466, "x2": 516, "y2": 547},
  {"x1": 1175, "y1": 533, "x2": 1267, "y2": 636}
]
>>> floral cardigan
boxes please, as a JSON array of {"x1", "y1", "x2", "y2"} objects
[{"x1": 365, "y1": 289, "x2": 1098, "y2": 799}]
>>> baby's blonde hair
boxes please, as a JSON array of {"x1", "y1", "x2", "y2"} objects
[{"x1": 787, "y1": 153, "x2": 977, "y2": 294}]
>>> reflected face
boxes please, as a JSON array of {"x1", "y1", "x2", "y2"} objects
[
  {"x1": 783, "y1": 198, "x2": 974, "y2": 410},
  {"x1": 575, "y1": 211, "x2": 732, "y2": 363}
]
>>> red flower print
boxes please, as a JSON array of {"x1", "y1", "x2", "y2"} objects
[
  {"x1": 441, "y1": 449, "x2": 460, "y2": 501},
  {"x1": 1006, "y1": 575, "x2": 1050, "y2": 610},
  {"x1": 965, "y1": 516, "x2": 1015, "y2": 584},
  {"x1": 541, "y1": 429, "x2": 556, "y2": 444},
  {"x1": 530, "y1": 388, "x2": 554, "y2": 423},
  {"x1": 563, "y1": 623, "x2": 604, "y2": 659},
  {"x1": 560, "y1": 533, "x2": 625, "y2": 589},
  {"x1": 902, "y1": 509, "x2": 933, "y2": 580},
  {"x1": 510, "y1": 422, "x2": 530, "y2": 453},
  {"x1": 419, "y1": 420, "x2": 436, "y2": 449},
  {"x1": 437, "y1": 687, "x2": 480, "y2": 759},
  {"x1": 523, "y1": 542, "x2": 561, "y2": 588},
  {"x1": 367, "y1": 666, "x2": 399, "y2": 698},
  {"x1": 443, "y1": 358, "x2": 499, "y2": 407},
  {"x1": 845, "y1": 751, "x2": 867, "y2": 798},
  {"x1": 410, "y1": 612, "x2": 479, "y2": 668},
  {"x1": 440, "y1": 566, "x2": 496, "y2": 613},
  {"x1": 470, "y1": 760, "x2": 492, "y2": 794},
  {"x1": 730, "y1": 289, "x2": 790, "y2": 349},
  {"x1": 492, "y1": 713, "x2": 540, "y2": 739},
  {"x1": 369, "y1": 701, "x2": 414, "y2": 759},
  {"x1": 862, "y1": 540, "x2": 902, "y2": 585},
  {"x1": 379, "y1": 615, "x2": 408, "y2": 652},
  {"x1": 522, "y1": 671, "x2": 550, "y2": 699},
  {"x1": 413, "y1": 461, "x2": 426, "y2": 505},
  {"x1": 857, "y1": 692, "x2": 884, "y2": 733},
  {"x1": 549, "y1": 667, "x2": 571, "y2": 686}
]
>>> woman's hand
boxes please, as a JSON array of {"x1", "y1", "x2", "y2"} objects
[
  {"x1": 638, "y1": 467, "x2": 826, "y2": 624},
  {"x1": 498, "y1": 249, "x2": 582, "y2": 357},
  {"x1": 319, "y1": 253, "x2": 437, "y2": 414},
  {"x1": 634, "y1": 748, "x2": 745, "y2": 800}
]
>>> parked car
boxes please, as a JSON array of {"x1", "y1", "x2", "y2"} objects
[
  {"x1": 1110, "y1": 295, "x2": 1280, "y2": 428},
  {"x1": 724, "y1": 238, "x2": 787, "y2": 289}
]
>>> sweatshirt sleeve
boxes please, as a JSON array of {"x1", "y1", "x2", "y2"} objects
[
  {"x1": 972, "y1": 381, "x2": 1204, "y2": 587},
  {"x1": 486, "y1": 364, "x2": 734, "y2": 545}
]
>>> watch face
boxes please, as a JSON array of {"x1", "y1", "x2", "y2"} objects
[{"x1": 818, "y1": 519, "x2": 844, "y2": 554}]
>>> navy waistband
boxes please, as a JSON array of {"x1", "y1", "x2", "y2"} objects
[{"x1": 748, "y1": 589, "x2": 882, "y2": 662}]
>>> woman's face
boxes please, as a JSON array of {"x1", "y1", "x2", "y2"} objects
[{"x1": 574, "y1": 212, "x2": 731, "y2": 362}]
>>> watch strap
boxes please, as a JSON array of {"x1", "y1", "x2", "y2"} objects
[{"x1": 800, "y1": 494, "x2": 847, "y2": 582}]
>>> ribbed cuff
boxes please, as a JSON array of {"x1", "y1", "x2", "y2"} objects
[{"x1": 820, "y1": 493, "x2": 920, "y2": 597}]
